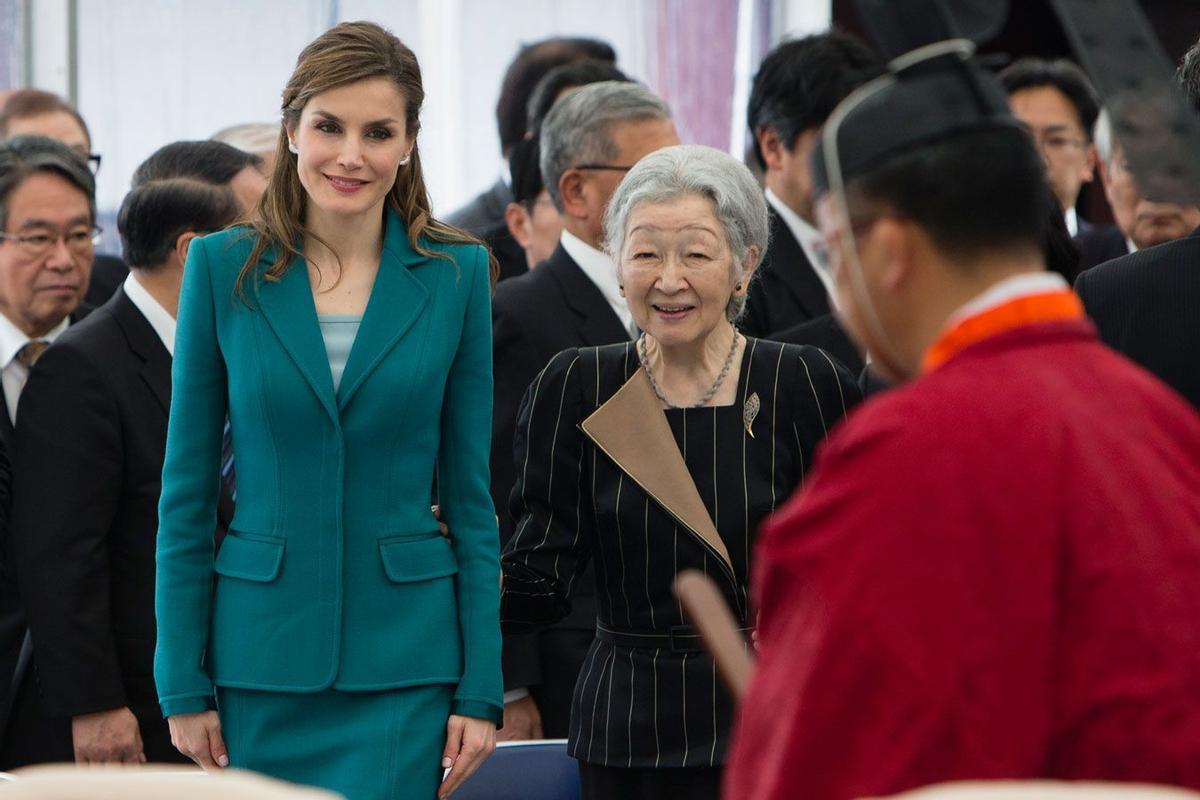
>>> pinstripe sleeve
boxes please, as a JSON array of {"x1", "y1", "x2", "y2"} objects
[{"x1": 501, "y1": 348, "x2": 593, "y2": 633}]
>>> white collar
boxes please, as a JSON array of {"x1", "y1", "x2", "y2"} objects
[
  {"x1": 559, "y1": 229, "x2": 634, "y2": 335},
  {"x1": 948, "y1": 272, "x2": 1070, "y2": 327},
  {"x1": 0, "y1": 310, "x2": 68, "y2": 368},
  {"x1": 764, "y1": 188, "x2": 835, "y2": 299},
  {"x1": 1126, "y1": 236, "x2": 1138, "y2": 255},
  {"x1": 1064, "y1": 207, "x2": 1078, "y2": 237},
  {"x1": 123, "y1": 272, "x2": 177, "y2": 356}
]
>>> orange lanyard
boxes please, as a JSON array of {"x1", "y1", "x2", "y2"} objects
[{"x1": 921, "y1": 290, "x2": 1085, "y2": 374}]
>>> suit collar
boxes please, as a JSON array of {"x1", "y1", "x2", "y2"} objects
[
  {"x1": 109, "y1": 287, "x2": 173, "y2": 415},
  {"x1": 256, "y1": 210, "x2": 430, "y2": 423},
  {"x1": 579, "y1": 367, "x2": 737, "y2": 583},
  {"x1": 545, "y1": 244, "x2": 630, "y2": 346},
  {"x1": 766, "y1": 210, "x2": 831, "y2": 319}
]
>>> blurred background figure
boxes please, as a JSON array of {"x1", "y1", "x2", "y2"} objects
[
  {"x1": 502, "y1": 136, "x2": 559, "y2": 270},
  {"x1": 1000, "y1": 57, "x2": 1103, "y2": 237},
  {"x1": 0, "y1": 90, "x2": 125, "y2": 307},
  {"x1": 1077, "y1": 107, "x2": 1200, "y2": 271},
  {"x1": 1075, "y1": 36, "x2": 1200, "y2": 409},
  {"x1": 212, "y1": 122, "x2": 279, "y2": 174},
  {"x1": 132, "y1": 140, "x2": 265, "y2": 214}
]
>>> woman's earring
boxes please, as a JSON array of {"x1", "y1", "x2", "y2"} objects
[
  {"x1": 288, "y1": 140, "x2": 299, "y2": 154},
  {"x1": 735, "y1": 283, "x2": 743, "y2": 291},
  {"x1": 399, "y1": 151, "x2": 412, "y2": 166}
]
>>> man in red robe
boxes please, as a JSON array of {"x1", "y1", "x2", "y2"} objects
[{"x1": 724, "y1": 44, "x2": 1200, "y2": 800}]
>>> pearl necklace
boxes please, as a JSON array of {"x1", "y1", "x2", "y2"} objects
[{"x1": 638, "y1": 331, "x2": 740, "y2": 409}]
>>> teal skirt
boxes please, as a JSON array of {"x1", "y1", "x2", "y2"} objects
[{"x1": 218, "y1": 685, "x2": 453, "y2": 800}]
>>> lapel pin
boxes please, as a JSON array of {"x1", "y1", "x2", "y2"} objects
[{"x1": 743, "y1": 391, "x2": 760, "y2": 438}]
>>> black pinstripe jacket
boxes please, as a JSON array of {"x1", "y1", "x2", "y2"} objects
[{"x1": 501, "y1": 338, "x2": 860, "y2": 768}]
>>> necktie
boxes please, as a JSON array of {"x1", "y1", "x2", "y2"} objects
[
  {"x1": 220, "y1": 420, "x2": 237, "y2": 503},
  {"x1": 16, "y1": 341, "x2": 49, "y2": 369}
]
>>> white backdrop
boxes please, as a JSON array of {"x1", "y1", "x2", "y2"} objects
[{"x1": 75, "y1": 0, "x2": 660, "y2": 234}]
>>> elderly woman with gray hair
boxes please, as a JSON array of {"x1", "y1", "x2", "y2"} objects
[{"x1": 500, "y1": 144, "x2": 860, "y2": 800}]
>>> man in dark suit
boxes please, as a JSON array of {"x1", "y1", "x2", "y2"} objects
[
  {"x1": 4, "y1": 171, "x2": 242, "y2": 767},
  {"x1": 741, "y1": 33, "x2": 881, "y2": 372},
  {"x1": 1000, "y1": 58, "x2": 1105, "y2": 239},
  {"x1": 0, "y1": 88, "x2": 128, "y2": 307},
  {"x1": 1077, "y1": 107, "x2": 1200, "y2": 272},
  {"x1": 0, "y1": 136, "x2": 99, "y2": 755},
  {"x1": 492, "y1": 81, "x2": 678, "y2": 740},
  {"x1": 447, "y1": 37, "x2": 615, "y2": 240},
  {"x1": 1075, "y1": 39, "x2": 1200, "y2": 408}
]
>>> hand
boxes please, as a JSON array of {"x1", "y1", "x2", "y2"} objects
[
  {"x1": 439, "y1": 714, "x2": 496, "y2": 799},
  {"x1": 432, "y1": 505, "x2": 451, "y2": 541},
  {"x1": 72, "y1": 707, "x2": 145, "y2": 764},
  {"x1": 168, "y1": 710, "x2": 228, "y2": 770},
  {"x1": 497, "y1": 694, "x2": 543, "y2": 742}
]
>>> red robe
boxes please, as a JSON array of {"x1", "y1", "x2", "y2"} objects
[{"x1": 725, "y1": 317, "x2": 1200, "y2": 800}]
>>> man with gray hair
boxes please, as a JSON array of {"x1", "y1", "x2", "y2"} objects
[{"x1": 490, "y1": 80, "x2": 678, "y2": 742}]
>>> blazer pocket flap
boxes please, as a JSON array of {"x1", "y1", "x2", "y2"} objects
[
  {"x1": 379, "y1": 536, "x2": 459, "y2": 583},
  {"x1": 214, "y1": 534, "x2": 285, "y2": 582}
]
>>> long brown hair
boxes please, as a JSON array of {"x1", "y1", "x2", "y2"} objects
[{"x1": 237, "y1": 21, "x2": 496, "y2": 300}]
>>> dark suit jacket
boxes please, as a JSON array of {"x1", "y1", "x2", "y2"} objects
[
  {"x1": 3, "y1": 289, "x2": 228, "y2": 766},
  {"x1": 1076, "y1": 224, "x2": 1129, "y2": 273},
  {"x1": 773, "y1": 313, "x2": 865, "y2": 375},
  {"x1": 1075, "y1": 226, "x2": 1200, "y2": 409},
  {"x1": 491, "y1": 243, "x2": 628, "y2": 705},
  {"x1": 501, "y1": 340, "x2": 860, "y2": 766},
  {"x1": 0, "y1": 303, "x2": 93, "y2": 753},
  {"x1": 740, "y1": 209, "x2": 831, "y2": 338},
  {"x1": 447, "y1": 179, "x2": 512, "y2": 235},
  {"x1": 86, "y1": 254, "x2": 129, "y2": 309}
]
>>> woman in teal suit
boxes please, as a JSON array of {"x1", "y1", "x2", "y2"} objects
[{"x1": 155, "y1": 22, "x2": 501, "y2": 800}]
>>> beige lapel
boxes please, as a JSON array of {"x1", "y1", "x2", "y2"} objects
[{"x1": 579, "y1": 368, "x2": 733, "y2": 574}]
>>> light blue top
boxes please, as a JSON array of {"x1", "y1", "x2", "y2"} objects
[{"x1": 317, "y1": 315, "x2": 362, "y2": 392}]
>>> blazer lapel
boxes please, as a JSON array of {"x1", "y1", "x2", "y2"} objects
[
  {"x1": 111, "y1": 289, "x2": 172, "y2": 416},
  {"x1": 579, "y1": 369, "x2": 735, "y2": 577},
  {"x1": 256, "y1": 251, "x2": 339, "y2": 425},
  {"x1": 548, "y1": 245, "x2": 630, "y2": 346},
  {"x1": 337, "y1": 212, "x2": 430, "y2": 411}
]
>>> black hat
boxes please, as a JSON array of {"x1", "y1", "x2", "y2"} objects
[{"x1": 811, "y1": 41, "x2": 1020, "y2": 197}]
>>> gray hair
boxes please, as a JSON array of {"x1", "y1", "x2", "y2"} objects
[
  {"x1": 0, "y1": 135, "x2": 96, "y2": 231},
  {"x1": 539, "y1": 81, "x2": 671, "y2": 211},
  {"x1": 211, "y1": 122, "x2": 279, "y2": 154},
  {"x1": 603, "y1": 144, "x2": 769, "y2": 322},
  {"x1": 1093, "y1": 107, "x2": 1116, "y2": 166}
]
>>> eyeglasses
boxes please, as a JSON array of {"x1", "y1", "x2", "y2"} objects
[
  {"x1": 0, "y1": 226, "x2": 103, "y2": 258},
  {"x1": 572, "y1": 163, "x2": 634, "y2": 173},
  {"x1": 86, "y1": 153, "x2": 102, "y2": 175},
  {"x1": 811, "y1": 216, "x2": 893, "y2": 274}
]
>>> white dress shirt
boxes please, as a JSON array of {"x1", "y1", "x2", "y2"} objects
[
  {"x1": 123, "y1": 272, "x2": 177, "y2": 356},
  {"x1": 1064, "y1": 207, "x2": 1079, "y2": 237},
  {"x1": 559, "y1": 229, "x2": 635, "y2": 338},
  {"x1": 0, "y1": 312, "x2": 68, "y2": 425},
  {"x1": 765, "y1": 188, "x2": 835, "y2": 303}
]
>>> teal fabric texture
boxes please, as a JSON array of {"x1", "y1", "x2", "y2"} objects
[
  {"x1": 154, "y1": 210, "x2": 503, "y2": 727},
  {"x1": 218, "y1": 685, "x2": 453, "y2": 800}
]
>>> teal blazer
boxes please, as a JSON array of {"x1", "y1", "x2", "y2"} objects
[{"x1": 154, "y1": 211, "x2": 502, "y2": 725}]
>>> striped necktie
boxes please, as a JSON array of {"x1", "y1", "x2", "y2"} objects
[
  {"x1": 16, "y1": 340, "x2": 49, "y2": 368},
  {"x1": 220, "y1": 420, "x2": 236, "y2": 503}
]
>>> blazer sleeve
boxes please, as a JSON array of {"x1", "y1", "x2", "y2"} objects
[
  {"x1": 790, "y1": 345, "x2": 863, "y2": 483},
  {"x1": 11, "y1": 344, "x2": 127, "y2": 716},
  {"x1": 437, "y1": 245, "x2": 504, "y2": 726},
  {"x1": 154, "y1": 236, "x2": 228, "y2": 717},
  {"x1": 501, "y1": 348, "x2": 593, "y2": 634}
]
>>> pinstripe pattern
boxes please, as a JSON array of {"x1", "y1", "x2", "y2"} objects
[{"x1": 501, "y1": 339, "x2": 861, "y2": 767}]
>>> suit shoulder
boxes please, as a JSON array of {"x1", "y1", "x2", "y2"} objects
[
  {"x1": 493, "y1": 262, "x2": 558, "y2": 309},
  {"x1": 51, "y1": 305, "x2": 123, "y2": 359}
]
